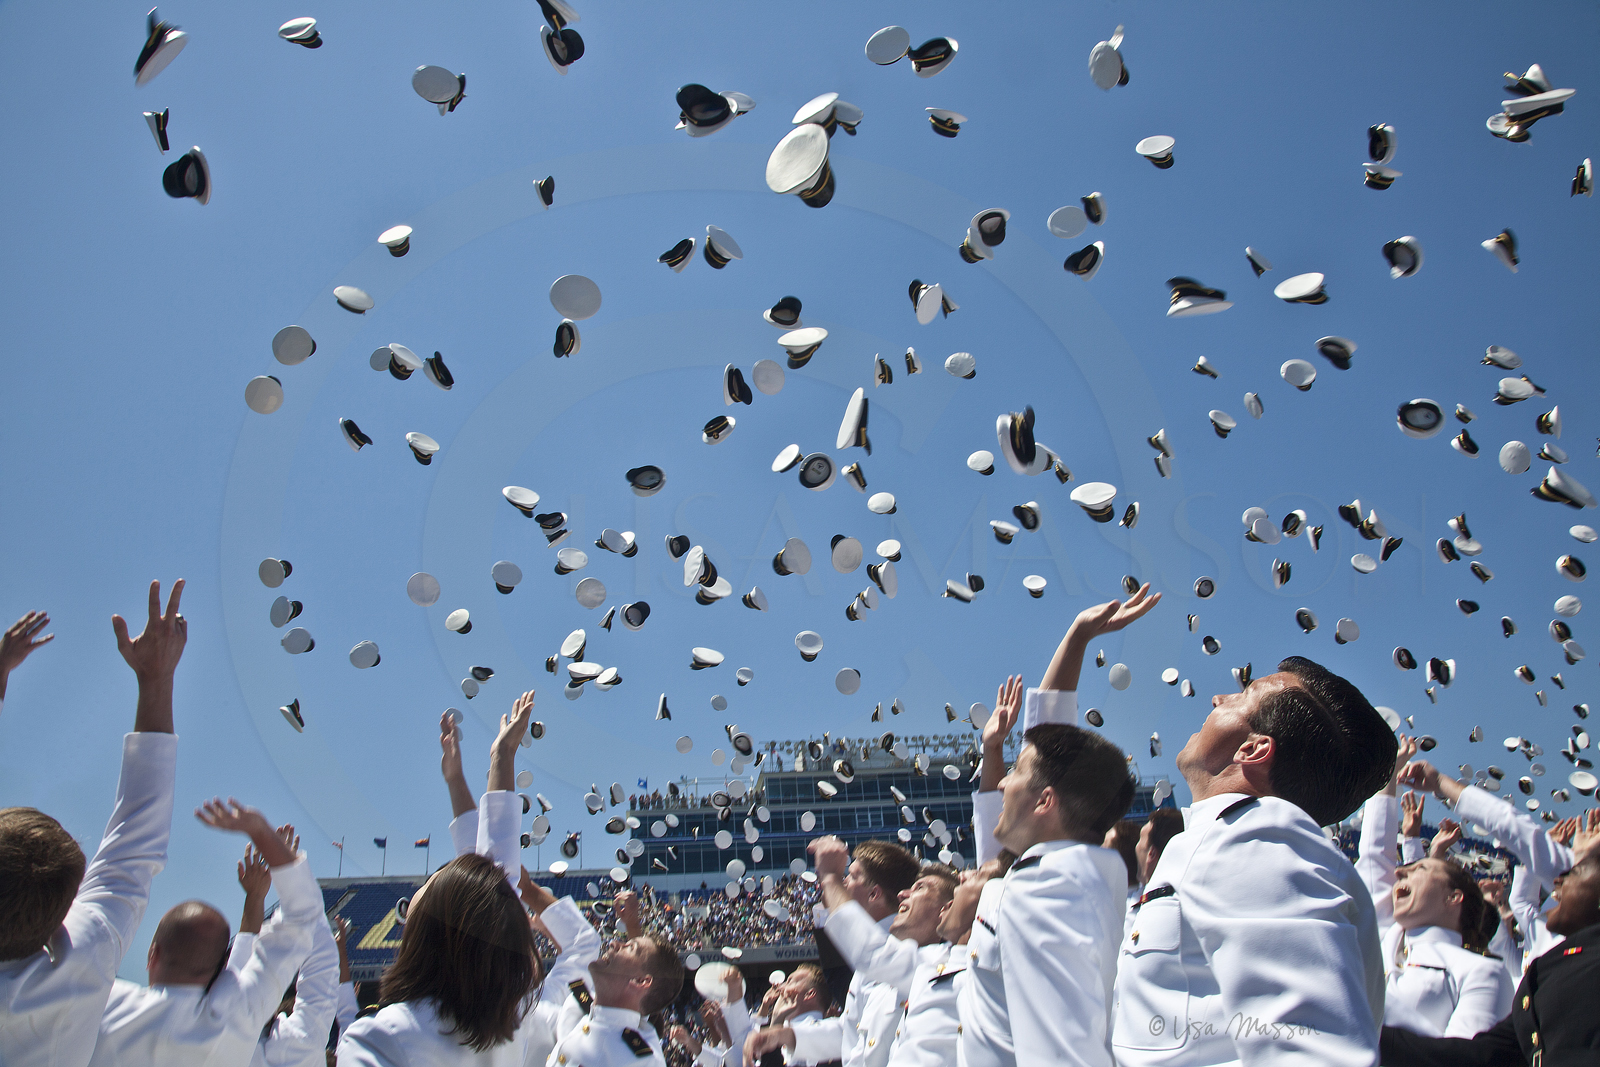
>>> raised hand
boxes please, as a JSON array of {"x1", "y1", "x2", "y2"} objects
[
  {"x1": 276, "y1": 823, "x2": 301, "y2": 855},
  {"x1": 1574, "y1": 808, "x2": 1600, "y2": 861},
  {"x1": 487, "y1": 691, "x2": 533, "y2": 792},
  {"x1": 1071, "y1": 583, "x2": 1162, "y2": 639},
  {"x1": 0, "y1": 611, "x2": 53, "y2": 702},
  {"x1": 112, "y1": 579, "x2": 187, "y2": 681},
  {"x1": 669, "y1": 1025, "x2": 702, "y2": 1056},
  {"x1": 237, "y1": 844, "x2": 271, "y2": 898},
  {"x1": 1549, "y1": 816, "x2": 1579, "y2": 847},
  {"x1": 613, "y1": 889, "x2": 643, "y2": 937},
  {"x1": 196, "y1": 797, "x2": 295, "y2": 867},
  {"x1": 808, "y1": 836, "x2": 849, "y2": 880},
  {"x1": 1429, "y1": 818, "x2": 1463, "y2": 859},
  {"x1": 440, "y1": 711, "x2": 464, "y2": 778},
  {"x1": 519, "y1": 865, "x2": 556, "y2": 918},
  {"x1": 1392, "y1": 737, "x2": 1419, "y2": 788},
  {"x1": 1400, "y1": 791, "x2": 1425, "y2": 837},
  {"x1": 985, "y1": 676, "x2": 1023, "y2": 752}
]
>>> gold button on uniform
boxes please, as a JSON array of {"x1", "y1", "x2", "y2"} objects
[{"x1": 1522, "y1": 996, "x2": 1530, "y2": 1009}]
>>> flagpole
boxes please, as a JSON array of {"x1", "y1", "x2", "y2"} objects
[
  {"x1": 382, "y1": 844, "x2": 386, "y2": 876},
  {"x1": 338, "y1": 836, "x2": 345, "y2": 877},
  {"x1": 425, "y1": 841, "x2": 431, "y2": 877}
]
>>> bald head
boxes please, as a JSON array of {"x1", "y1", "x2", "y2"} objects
[{"x1": 147, "y1": 901, "x2": 230, "y2": 986}]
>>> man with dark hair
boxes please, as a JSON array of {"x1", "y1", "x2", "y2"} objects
[
  {"x1": 782, "y1": 839, "x2": 962, "y2": 1066},
  {"x1": 748, "y1": 838, "x2": 919, "y2": 1067},
  {"x1": 1111, "y1": 655, "x2": 1395, "y2": 1066},
  {"x1": 90, "y1": 800, "x2": 325, "y2": 1066},
  {"x1": 962, "y1": 678, "x2": 1135, "y2": 1067},
  {"x1": 545, "y1": 930, "x2": 680, "y2": 1066},
  {"x1": 0, "y1": 584, "x2": 185, "y2": 1067}
]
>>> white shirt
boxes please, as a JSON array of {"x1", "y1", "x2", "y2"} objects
[
  {"x1": 1112, "y1": 792, "x2": 1384, "y2": 1067},
  {"x1": 522, "y1": 897, "x2": 604, "y2": 1067},
  {"x1": 957, "y1": 881, "x2": 1008, "y2": 1067},
  {"x1": 821, "y1": 900, "x2": 961, "y2": 1067},
  {"x1": 544, "y1": 1004, "x2": 664, "y2": 1067},
  {"x1": 791, "y1": 915, "x2": 900, "y2": 1067},
  {"x1": 780, "y1": 1011, "x2": 824, "y2": 1067},
  {"x1": 247, "y1": 905, "x2": 341, "y2": 1067},
  {"x1": 1453, "y1": 784, "x2": 1572, "y2": 966},
  {"x1": 89, "y1": 854, "x2": 323, "y2": 1067},
  {"x1": 339, "y1": 998, "x2": 528, "y2": 1067},
  {"x1": 1355, "y1": 794, "x2": 1510, "y2": 1037},
  {"x1": 0, "y1": 733, "x2": 177, "y2": 1067},
  {"x1": 963, "y1": 838, "x2": 1125, "y2": 1067}
]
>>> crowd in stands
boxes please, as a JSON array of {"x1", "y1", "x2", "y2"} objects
[{"x1": 4, "y1": 583, "x2": 1600, "y2": 1067}]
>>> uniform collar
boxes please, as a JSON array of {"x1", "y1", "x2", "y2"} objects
[
  {"x1": 1018, "y1": 837, "x2": 1086, "y2": 863},
  {"x1": 589, "y1": 1005, "x2": 643, "y2": 1029},
  {"x1": 876, "y1": 913, "x2": 895, "y2": 933},
  {"x1": 789, "y1": 1009, "x2": 823, "y2": 1024},
  {"x1": 1187, "y1": 792, "x2": 1253, "y2": 822},
  {"x1": 1405, "y1": 925, "x2": 1464, "y2": 950}
]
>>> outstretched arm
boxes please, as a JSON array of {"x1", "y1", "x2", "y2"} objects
[
  {"x1": 236, "y1": 845, "x2": 271, "y2": 936},
  {"x1": 476, "y1": 691, "x2": 533, "y2": 882},
  {"x1": 1038, "y1": 584, "x2": 1160, "y2": 692}
]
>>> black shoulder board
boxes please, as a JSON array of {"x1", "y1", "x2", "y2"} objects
[
  {"x1": 1009, "y1": 854, "x2": 1042, "y2": 873},
  {"x1": 621, "y1": 1027, "x2": 652, "y2": 1057},
  {"x1": 568, "y1": 978, "x2": 593, "y2": 1012},
  {"x1": 929, "y1": 969, "x2": 963, "y2": 986},
  {"x1": 1219, "y1": 796, "x2": 1259, "y2": 819}
]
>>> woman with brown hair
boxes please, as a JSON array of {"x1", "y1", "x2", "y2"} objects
[
  {"x1": 337, "y1": 694, "x2": 542, "y2": 1066},
  {"x1": 1357, "y1": 738, "x2": 1512, "y2": 1039}
]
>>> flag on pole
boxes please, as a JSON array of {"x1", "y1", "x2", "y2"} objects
[
  {"x1": 332, "y1": 841, "x2": 344, "y2": 850},
  {"x1": 637, "y1": 778, "x2": 648, "y2": 790},
  {"x1": 373, "y1": 837, "x2": 387, "y2": 849},
  {"x1": 414, "y1": 837, "x2": 430, "y2": 848}
]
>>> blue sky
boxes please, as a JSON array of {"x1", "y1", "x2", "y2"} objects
[{"x1": 1, "y1": 0, "x2": 1596, "y2": 977}]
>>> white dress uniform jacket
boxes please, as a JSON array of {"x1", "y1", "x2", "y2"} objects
[
  {"x1": 1355, "y1": 794, "x2": 1511, "y2": 1037},
  {"x1": 1112, "y1": 792, "x2": 1385, "y2": 1067},
  {"x1": 0, "y1": 733, "x2": 177, "y2": 1067},
  {"x1": 1452, "y1": 784, "x2": 1574, "y2": 965},
  {"x1": 963, "y1": 839, "x2": 1125, "y2": 1067},
  {"x1": 228, "y1": 906, "x2": 341, "y2": 1067},
  {"x1": 545, "y1": 1005, "x2": 665, "y2": 1067},
  {"x1": 790, "y1": 914, "x2": 900, "y2": 1067},
  {"x1": 339, "y1": 999, "x2": 528, "y2": 1067},
  {"x1": 821, "y1": 900, "x2": 962, "y2": 1067},
  {"x1": 522, "y1": 897, "x2": 605, "y2": 1067},
  {"x1": 88, "y1": 853, "x2": 323, "y2": 1067}
]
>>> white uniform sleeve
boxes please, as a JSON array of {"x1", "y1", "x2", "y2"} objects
[
  {"x1": 722, "y1": 997, "x2": 754, "y2": 1067},
  {"x1": 822, "y1": 901, "x2": 920, "y2": 995},
  {"x1": 264, "y1": 911, "x2": 340, "y2": 1058},
  {"x1": 1355, "y1": 793, "x2": 1397, "y2": 934},
  {"x1": 204, "y1": 855, "x2": 323, "y2": 1046},
  {"x1": 227, "y1": 931, "x2": 257, "y2": 974},
  {"x1": 1452, "y1": 786, "x2": 1575, "y2": 890},
  {"x1": 537, "y1": 896, "x2": 603, "y2": 995},
  {"x1": 971, "y1": 790, "x2": 1004, "y2": 867},
  {"x1": 998, "y1": 854, "x2": 1121, "y2": 1066},
  {"x1": 788, "y1": 1015, "x2": 845, "y2": 1065},
  {"x1": 1183, "y1": 814, "x2": 1381, "y2": 1066},
  {"x1": 1020, "y1": 688, "x2": 1077, "y2": 731},
  {"x1": 1400, "y1": 837, "x2": 1427, "y2": 865},
  {"x1": 335, "y1": 982, "x2": 358, "y2": 1034},
  {"x1": 1442, "y1": 957, "x2": 1512, "y2": 1039},
  {"x1": 1508, "y1": 865, "x2": 1550, "y2": 961},
  {"x1": 449, "y1": 807, "x2": 479, "y2": 858},
  {"x1": 476, "y1": 790, "x2": 521, "y2": 885},
  {"x1": 0, "y1": 733, "x2": 177, "y2": 1067}
]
